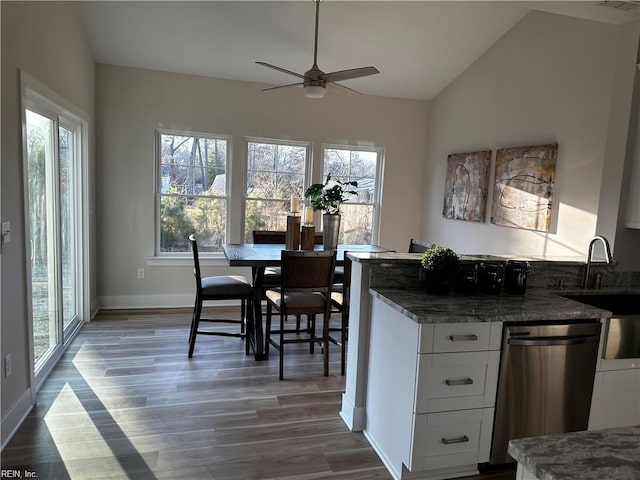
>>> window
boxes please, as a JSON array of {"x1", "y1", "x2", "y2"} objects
[
  {"x1": 322, "y1": 146, "x2": 383, "y2": 244},
  {"x1": 157, "y1": 131, "x2": 229, "y2": 253},
  {"x1": 244, "y1": 139, "x2": 310, "y2": 242}
]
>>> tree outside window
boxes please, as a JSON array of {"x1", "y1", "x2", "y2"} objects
[{"x1": 158, "y1": 132, "x2": 228, "y2": 253}]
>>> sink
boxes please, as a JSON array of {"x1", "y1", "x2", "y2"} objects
[
  {"x1": 560, "y1": 293, "x2": 640, "y2": 315},
  {"x1": 560, "y1": 293, "x2": 640, "y2": 359}
]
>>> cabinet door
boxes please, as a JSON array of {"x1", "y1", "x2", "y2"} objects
[{"x1": 589, "y1": 369, "x2": 640, "y2": 429}]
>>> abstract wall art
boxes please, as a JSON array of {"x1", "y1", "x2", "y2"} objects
[
  {"x1": 491, "y1": 143, "x2": 558, "y2": 232},
  {"x1": 442, "y1": 150, "x2": 491, "y2": 222}
]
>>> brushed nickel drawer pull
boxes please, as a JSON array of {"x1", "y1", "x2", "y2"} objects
[
  {"x1": 445, "y1": 378, "x2": 474, "y2": 386},
  {"x1": 441, "y1": 435, "x2": 469, "y2": 445},
  {"x1": 449, "y1": 334, "x2": 479, "y2": 342}
]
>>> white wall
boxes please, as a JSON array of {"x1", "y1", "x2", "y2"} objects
[
  {"x1": 95, "y1": 64, "x2": 428, "y2": 308},
  {"x1": 1, "y1": 2, "x2": 95, "y2": 447},
  {"x1": 422, "y1": 11, "x2": 638, "y2": 262}
]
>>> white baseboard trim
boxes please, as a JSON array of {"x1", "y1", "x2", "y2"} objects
[
  {"x1": 340, "y1": 393, "x2": 366, "y2": 432},
  {"x1": 98, "y1": 294, "x2": 241, "y2": 310},
  {"x1": 363, "y1": 429, "x2": 401, "y2": 480},
  {"x1": 1, "y1": 388, "x2": 34, "y2": 451}
]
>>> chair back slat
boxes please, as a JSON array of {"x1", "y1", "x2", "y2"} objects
[
  {"x1": 408, "y1": 238, "x2": 433, "y2": 253},
  {"x1": 280, "y1": 250, "x2": 336, "y2": 292}
]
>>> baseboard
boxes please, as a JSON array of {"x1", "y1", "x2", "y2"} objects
[
  {"x1": 340, "y1": 393, "x2": 366, "y2": 431},
  {"x1": 1, "y1": 388, "x2": 34, "y2": 451},
  {"x1": 363, "y1": 429, "x2": 401, "y2": 480},
  {"x1": 98, "y1": 294, "x2": 240, "y2": 310}
]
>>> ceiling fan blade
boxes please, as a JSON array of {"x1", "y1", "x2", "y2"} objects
[
  {"x1": 319, "y1": 66, "x2": 380, "y2": 83},
  {"x1": 328, "y1": 82, "x2": 362, "y2": 96},
  {"x1": 261, "y1": 82, "x2": 304, "y2": 92},
  {"x1": 256, "y1": 62, "x2": 309, "y2": 80}
]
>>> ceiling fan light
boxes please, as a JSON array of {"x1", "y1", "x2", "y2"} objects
[{"x1": 303, "y1": 85, "x2": 326, "y2": 99}]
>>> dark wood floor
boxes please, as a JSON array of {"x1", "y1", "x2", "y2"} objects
[{"x1": 2, "y1": 309, "x2": 515, "y2": 480}]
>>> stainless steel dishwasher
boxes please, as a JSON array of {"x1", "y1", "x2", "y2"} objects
[{"x1": 490, "y1": 321, "x2": 601, "y2": 464}]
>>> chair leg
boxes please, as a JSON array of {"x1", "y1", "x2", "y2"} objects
[
  {"x1": 188, "y1": 297, "x2": 203, "y2": 358},
  {"x1": 323, "y1": 312, "x2": 330, "y2": 377},
  {"x1": 240, "y1": 299, "x2": 246, "y2": 335},
  {"x1": 244, "y1": 298, "x2": 253, "y2": 356},
  {"x1": 309, "y1": 314, "x2": 316, "y2": 354},
  {"x1": 341, "y1": 309, "x2": 348, "y2": 376},
  {"x1": 265, "y1": 302, "x2": 272, "y2": 357},
  {"x1": 188, "y1": 297, "x2": 198, "y2": 344},
  {"x1": 279, "y1": 313, "x2": 285, "y2": 380}
]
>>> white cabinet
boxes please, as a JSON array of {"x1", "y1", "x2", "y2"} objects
[
  {"x1": 364, "y1": 297, "x2": 501, "y2": 480},
  {"x1": 589, "y1": 366, "x2": 640, "y2": 430}
]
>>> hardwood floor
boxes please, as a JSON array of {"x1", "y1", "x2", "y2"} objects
[{"x1": 2, "y1": 309, "x2": 515, "y2": 480}]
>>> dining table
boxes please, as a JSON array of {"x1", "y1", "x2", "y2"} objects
[{"x1": 223, "y1": 243, "x2": 389, "y2": 360}]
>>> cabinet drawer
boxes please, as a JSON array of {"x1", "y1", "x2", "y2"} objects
[
  {"x1": 409, "y1": 408, "x2": 494, "y2": 472},
  {"x1": 415, "y1": 351, "x2": 500, "y2": 413},
  {"x1": 432, "y1": 323, "x2": 491, "y2": 353}
]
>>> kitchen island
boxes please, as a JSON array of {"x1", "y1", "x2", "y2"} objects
[
  {"x1": 508, "y1": 425, "x2": 640, "y2": 480},
  {"x1": 340, "y1": 252, "x2": 639, "y2": 480}
]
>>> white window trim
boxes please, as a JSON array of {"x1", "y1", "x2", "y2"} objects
[
  {"x1": 20, "y1": 70, "x2": 90, "y2": 396},
  {"x1": 321, "y1": 143, "x2": 385, "y2": 245},
  {"x1": 154, "y1": 128, "x2": 231, "y2": 258}
]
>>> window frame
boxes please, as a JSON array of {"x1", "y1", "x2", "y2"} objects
[
  {"x1": 320, "y1": 143, "x2": 385, "y2": 245},
  {"x1": 154, "y1": 128, "x2": 232, "y2": 257},
  {"x1": 243, "y1": 136, "x2": 313, "y2": 241}
]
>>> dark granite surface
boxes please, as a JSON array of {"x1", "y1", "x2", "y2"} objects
[
  {"x1": 369, "y1": 287, "x2": 614, "y2": 324},
  {"x1": 508, "y1": 425, "x2": 640, "y2": 480},
  {"x1": 352, "y1": 252, "x2": 639, "y2": 324}
]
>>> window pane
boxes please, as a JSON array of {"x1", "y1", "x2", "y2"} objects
[
  {"x1": 160, "y1": 195, "x2": 226, "y2": 252},
  {"x1": 245, "y1": 140, "x2": 308, "y2": 240},
  {"x1": 244, "y1": 198, "x2": 289, "y2": 242},
  {"x1": 159, "y1": 132, "x2": 228, "y2": 253},
  {"x1": 26, "y1": 110, "x2": 58, "y2": 367},
  {"x1": 59, "y1": 126, "x2": 78, "y2": 331},
  {"x1": 339, "y1": 204, "x2": 374, "y2": 245}
]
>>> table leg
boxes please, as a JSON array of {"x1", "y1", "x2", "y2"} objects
[{"x1": 252, "y1": 266, "x2": 268, "y2": 360}]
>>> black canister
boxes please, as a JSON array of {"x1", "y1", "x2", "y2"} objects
[
  {"x1": 503, "y1": 260, "x2": 531, "y2": 295},
  {"x1": 479, "y1": 262, "x2": 504, "y2": 294},
  {"x1": 455, "y1": 263, "x2": 479, "y2": 295}
]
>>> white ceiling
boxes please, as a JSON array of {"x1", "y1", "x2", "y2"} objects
[{"x1": 76, "y1": 1, "x2": 640, "y2": 101}]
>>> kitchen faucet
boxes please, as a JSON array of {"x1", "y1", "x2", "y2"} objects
[{"x1": 582, "y1": 235, "x2": 614, "y2": 289}]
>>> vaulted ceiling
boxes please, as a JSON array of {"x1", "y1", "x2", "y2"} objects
[{"x1": 76, "y1": 1, "x2": 640, "y2": 100}]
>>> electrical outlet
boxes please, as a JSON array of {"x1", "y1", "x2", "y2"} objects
[
  {"x1": 137, "y1": 268, "x2": 145, "y2": 279},
  {"x1": 4, "y1": 354, "x2": 12, "y2": 378},
  {"x1": 1, "y1": 222, "x2": 10, "y2": 244}
]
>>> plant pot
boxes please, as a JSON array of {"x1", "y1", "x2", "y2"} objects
[
  {"x1": 424, "y1": 269, "x2": 454, "y2": 294},
  {"x1": 322, "y1": 213, "x2": 341, "y2": 250}
]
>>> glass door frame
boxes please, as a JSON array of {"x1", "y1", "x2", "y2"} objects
[{"x1": 21, "y1": 71, "x2": 90, "y2": 394}]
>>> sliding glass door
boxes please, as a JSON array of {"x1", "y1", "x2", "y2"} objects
[{"x1": 23, "y1": 77, "x2": 86, "y2": 384}]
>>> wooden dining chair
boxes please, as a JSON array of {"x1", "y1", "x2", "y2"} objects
[
  {"x1": 264, "y1": 250, "x2": 336, "y2": 380},
  {"x1": 408, "y1": 238, "x2": 434, "y2": 253},
  {"x1": 188, "y1": 234, "x2": 254, "y2": 358}
]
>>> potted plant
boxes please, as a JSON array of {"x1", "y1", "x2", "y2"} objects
[
  {"x1": 304, "y1": 174, "x2": 358, "y2": 249},
  {"x1": 421, "y1": 245, "x2": 459, "y2": 294}
]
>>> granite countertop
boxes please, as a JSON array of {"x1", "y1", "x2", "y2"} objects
[
  {"x1": 508, "y1": 425, "x2": 640, "y2": 480},
  {"x1": 369, "y1": 288, "x2": 613, "y2": 324}
]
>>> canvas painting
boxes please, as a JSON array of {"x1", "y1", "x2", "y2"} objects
[
  {"x1": 442, "y1": 150, "x2": 491, "y2": 222},
  {"x1": 491, "y1": 143, "x2": 558, "y2": 232}
]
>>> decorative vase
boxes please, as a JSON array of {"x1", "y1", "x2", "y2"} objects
[
  {"x1": 322, "y1": 213, "x2": 341, "y2": 250},
  {"x1": 424, "y1": 269, "x2": 454, "y2": 295}
]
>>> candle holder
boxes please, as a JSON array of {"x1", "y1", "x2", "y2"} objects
[
  {"x1": 301, "y1": 224, "x2": 316, "y2": 251},
  {"x1": 285, "y1": 214, "x2": 301, "y2": 250}
]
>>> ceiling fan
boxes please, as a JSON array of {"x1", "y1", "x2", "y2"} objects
[{"x1": 256, "y1": 0, "x2": 379, "y2": 98}]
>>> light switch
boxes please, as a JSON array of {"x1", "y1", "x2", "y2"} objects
[{"x1": 1, "y1": 222, "x2": 10, "y2": 244}]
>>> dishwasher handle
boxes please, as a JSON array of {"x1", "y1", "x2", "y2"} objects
[{"x1": 508, "y1": 334, "x2": 600, "y2": 347}]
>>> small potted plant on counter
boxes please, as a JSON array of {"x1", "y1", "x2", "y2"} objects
[
  {"x1": 421, "y1": 245, "x2": 459, "y2": 294},
  {"x1": 304, "y1": 174, "x2": 358, "y2": 250}
]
